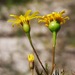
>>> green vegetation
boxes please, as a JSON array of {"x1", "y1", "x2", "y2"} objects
[{"x1": 0, "y1": 0, "x2": 33, "y2": 7}]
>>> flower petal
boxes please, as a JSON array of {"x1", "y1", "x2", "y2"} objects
[
  {"x1": 60, "y1": 10, "x2": 65, "y2": 14},
  {"x1": 8, "y1": 20, "x2": 15, "y2": 22},
  {"x1": 10, "y1": 14, "x2": 19, "y2": 19},
  {"x1": 30, "y1": 11, "x2": 39, "y2": 19},
  {"x1": 24, "y1": 10, "x2": 32, "y2": 17}
]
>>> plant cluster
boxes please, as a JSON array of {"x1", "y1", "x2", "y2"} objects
[{"x1": 8, "y1": 10, "x2": 69, "y2": 75}]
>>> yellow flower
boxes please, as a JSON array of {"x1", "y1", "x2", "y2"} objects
[
  {"x1": 8, "y1": 10, "x2": 39, "y2": 27},
  {"x1": 39, "y1": 10, "x2": 69, "y2": 26},
  {"x1": 28, "y1": 54, "x2": 34, "y2": 62}
]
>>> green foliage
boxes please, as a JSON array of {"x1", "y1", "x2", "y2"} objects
[{"x1": 0, "y1": 0, "x2": 33, "y2": 6}]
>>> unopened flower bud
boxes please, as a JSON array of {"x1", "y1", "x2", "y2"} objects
[
  {"x1": 23, "y1": 23, "x2": 30, "y2": 33},
  {"x1": 48, "y1": 21, "x2": 60, "y2": 33}
]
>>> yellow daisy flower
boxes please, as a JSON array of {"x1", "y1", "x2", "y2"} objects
[
  {"x1": 39, "y1": 10, "x2": 69, "y2": 26},
  {"x1": 28, "y1": 54, "x2": 34, "y2": 62},
  {"x1": 8, "y1": 10, "x2": 39, "y2": 27}
]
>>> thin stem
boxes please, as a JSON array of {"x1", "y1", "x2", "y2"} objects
[
  {"x1": 26, "y1": 33, "x2": 48, "y2": 75},
  {"x1": 50, "y1": 46, "x2": 55, "y2": 75},
  {"x1": 53, "y1": 32, "x2": 57, "y2": 47},
  {"x1": 50, "y1": 32, "x2": 57, "y2": 75},
  {"x1": 31, "y1": 69, "x2": 34, "y2": 75},
  {"x1": 29, "y1": 62, "x2": 34, "y2": 75}
]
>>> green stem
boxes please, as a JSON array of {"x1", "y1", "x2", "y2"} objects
[
  {"x1": 50, "y1": 31, "x2": 57, "y2": 75},
  {"x1": 53, "y1": 31, "x2": 57, "y2": 47},
  {"x1": 26, "y1": 33, "x2": 48, "y2": 75}
]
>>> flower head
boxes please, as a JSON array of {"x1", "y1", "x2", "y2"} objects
[
  {"x1": 8, "y1": 10, "x2": 39, "y2": 27},
  {"x1": 39, "y1": 10, "x2": 69, "y2": 26},
  {"x1": 28, "y1": 54, "x2": 34, "y2": 62}
]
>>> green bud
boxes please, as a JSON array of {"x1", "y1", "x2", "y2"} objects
[
  {"x1": 23, "y1": 23, "x2": 30, "y2": 33},
  {"x1": 48, "y1": 20, "x2": 61, "y2": 32}
]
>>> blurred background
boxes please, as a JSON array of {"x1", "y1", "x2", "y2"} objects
[{"x1": 0, "y1": 0, "x2": 75, "y2": 75}]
